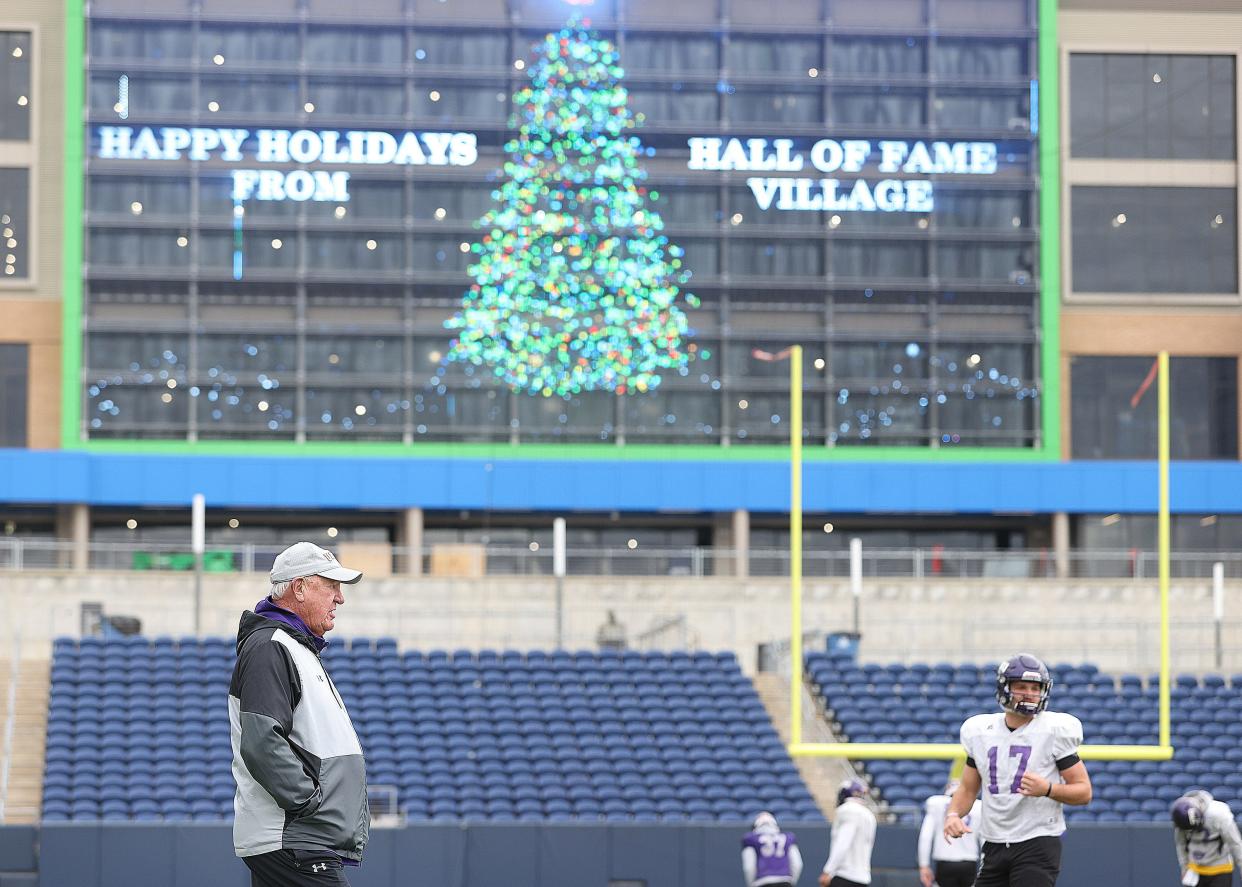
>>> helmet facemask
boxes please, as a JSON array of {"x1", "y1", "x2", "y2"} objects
[{"x1": 995, "y1": 653, "x2": 1052, "y2": 716}]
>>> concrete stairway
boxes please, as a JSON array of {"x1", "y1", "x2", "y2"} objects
[
  {"x1": 0, "y1": 658, "x2": 48, "y2": 825},
  {"x1": 752, "y1": 671, "x2": 860, "y2": 818}
]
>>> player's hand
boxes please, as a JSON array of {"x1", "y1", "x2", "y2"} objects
[
  {"x1": 1019, "y1": 772, "x2": 1051, "y2": 797},
  {"x1": 943, "y1": 813, "x2": 971, "y2": 840},
  {"x1": 818, "y1": 872, "x2": 831, "y2": 887},
  {"x1": 919, "y1": 865, "x2": 935, "y2": 886}
]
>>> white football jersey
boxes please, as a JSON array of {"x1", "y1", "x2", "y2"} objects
[
  {"x1": 1175, "y1": 800, "x2": 1242, "y2": 875},
  {"x1": 919, "y1": 793, "x2": 982, "y2": 865},
  {"x1": 959, "y1": 709, "x2": 1083, "y2": 843},
  {"x1": 824, "y1": 798, "x2": 877, "y2": 884}
]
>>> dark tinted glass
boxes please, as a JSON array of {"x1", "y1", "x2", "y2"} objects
[
  {"x1": 1071, "y1": 187, "x2": 1237, "y2": 293},
  {"x1": 1071, "y1": 356, "x2": 1238, "y2": 459},
  {"x1": 1070, "y1": 53, "x2": 1235, "y2": 160}
]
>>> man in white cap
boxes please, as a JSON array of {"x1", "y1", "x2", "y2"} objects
[{"x1": 228, "y1": 542, "x2": 368, "y2": 886}]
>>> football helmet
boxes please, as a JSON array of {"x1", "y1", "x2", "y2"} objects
[
  {"x1": 995, "y1": 653, "x2": 1052, "y2": 716},
  {"x1": 752, "y1": 811, "x2": 779, "y2": 833},
  {"x1": 1171, "y1": 791, "x2": 1213, "y2": 830},
  {"x1": 837, "y1": 778, "x2": 868, "y2": 805}
]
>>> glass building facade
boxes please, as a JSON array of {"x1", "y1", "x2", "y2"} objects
[{"x1": 80, "y1": 0, "x2": 1044, "y2": 447}]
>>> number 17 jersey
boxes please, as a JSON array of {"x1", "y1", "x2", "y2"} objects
[{"x1": 959, "y1": 710, "x2": 1083, "y2": 844}]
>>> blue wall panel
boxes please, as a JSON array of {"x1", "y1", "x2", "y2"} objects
[
  {"x1": 2, "y1": 450, "x2": 1242, "y2": 513},
  {"x1": 29, "y1": 822, "x2": 1184, "y2": 887},
  {"x1": 608, "y1": 823, "x2": 685, "y2": 887},
  {"x1": 0, "y1": 825, "x2": 36, "y2": 872}
]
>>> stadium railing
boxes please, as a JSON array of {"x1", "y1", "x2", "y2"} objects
[{"x1": 1, "y1": 537, "x2": 1240, "y2": 579}]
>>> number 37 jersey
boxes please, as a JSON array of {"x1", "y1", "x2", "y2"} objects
[{"x1": 959, "y1": 710, "x2": 1083, "y2": 844}]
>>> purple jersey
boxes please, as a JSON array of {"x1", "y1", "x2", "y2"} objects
[{"x1": 741, "y1": 830, "x2": 798, "y2": 882}]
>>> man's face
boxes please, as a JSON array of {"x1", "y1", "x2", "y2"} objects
[
  {"x1": 292, "y1": 574, "x2": 345, "y2": 636},
  {"x1": 1009, "y1": 678, "x2": 1043, "y2": 707}
]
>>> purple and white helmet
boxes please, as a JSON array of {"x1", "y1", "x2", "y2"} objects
[
  {"x1": 995, "y1": 653, "x2": 1052, "y2": 715},
  {"x1": 752, "y1": 811, "x2": 780, "y2": 832},
  {"x1": 1171, "y1": 791, "x2": 1212, "y2": 830},
  {"x1": 837, "y1": 778, "x2": 867, "y2": 805}
]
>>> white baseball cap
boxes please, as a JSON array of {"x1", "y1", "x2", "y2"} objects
[{"x1": 270, "y1": 541, "x2": 363, "y2": 584}]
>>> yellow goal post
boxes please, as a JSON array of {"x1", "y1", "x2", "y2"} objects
[{"x1": 786, "y1": 348, "x2": 1173, "y2": 764}]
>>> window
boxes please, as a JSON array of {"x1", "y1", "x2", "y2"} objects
[
  {"x1": 88, "y1": 177, "x2": 191, "y2": 217},
  {"x1": 89, "y1": 22, "x2": 191, "y2": 61},
  {"x1": 1071, "y1": 356, "x2": 1238, "y2": 459},
  {"x1": 414, "y1": 31, "x2": 508, "y2": 68},
  {"x1": 304, "y1": 387, "x2": 407, "y2": 437},
  {"x1": 412, "y1": 183, "x2": 492, "y2": 222},
  {"x1": 516, "y1": 392, "x2": 615, "y2": 442},
  {"x1": 831, "y1": 37, "x2": 924, "y2": 76},
  {"x1": 311, "y1": 79, "x2": 406, "y2": 118},
  {"x1": 729, "y1": 89, "x2": 821, "y2": 124},
  {"x1": 834, "y1": 241, "x2": 928, "y2": 279},
  {"x1": 833, "y1": 89, "x2": 924, "y2": 126},
  {"x1": 628, "y1": 88, "x2": 717, "y2": 123},
  {"x1": 306, "y1": 178, "x2": 404, "y2": 222},
  {"x1": 305, "y1": 336, "x2": 405, "y2": 378},
  {"x1": 935, "y1": 91, "x2": 1029, "y2": 131},
  {"x1": 731, "y1": 392, "x2": 824, "y2": 443},
  {"x1": 412, "y1": 84, "x2": 507, "y2": 122},
  {"x1": 1071, "y1": 186, "x2": 1237, "y2": 294},
  {"x1": 0, "y1": 32, "x2": 31, "y2": 140},
  {"x1": 307, "y1": 27, "x2": 403, "y2": 66},
  {"x1": 1070, "y1": 54, "x2": 1235, "y2": 160},
  {"x1": 307, "y1": 232, "x2": 404, "y2": 272},
  {"x1": 0, "y1": 345, "x2": 27, "y2": 446},
  {"x1": 623, "y1": 389, "x2": 720, "y2": 441},
  {"x1": 203, "y1": 77, "x2": 299, "y2": 115},
  {"x1": 623, "y1": 35, "x2": 716, "y2": 72},
  {"x1": 0, "y1": 169, "x2": 29, "y2": 279},
  {"x1": 730, "y1": 239, "x2": 823, "y2": 277},
  {"x1": 89, "y1": 74, "x2": 190, "y2": 115},
  {"x1": 88, "y1": 229, "x2": 191, "y2": 269},
  {"x1": 726, "y1": 36, "x2": 819, "y2": 75},
  {"x1": 934, "y1": 39, "x2": 1028, "y2": 79},
  {"x1": 199, "y1": 25, "x2": 299, "y2": 63}
]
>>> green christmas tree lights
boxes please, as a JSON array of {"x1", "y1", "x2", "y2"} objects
[{"x1": 445, "y1": 22, "x2": 700, "y2": 398}]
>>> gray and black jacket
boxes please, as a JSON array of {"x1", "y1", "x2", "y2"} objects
[{"x1": 229, "y1": 609, "x2": 369, "y2": 861}]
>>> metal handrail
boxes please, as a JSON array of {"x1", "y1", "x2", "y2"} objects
[{"x1": 1, "y1": 537, "x2": 1241, "y2": 579}]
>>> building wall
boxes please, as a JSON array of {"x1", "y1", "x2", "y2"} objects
[
  {"x1": 6, "y1": 570, "x2": 1239, "y2": 674},
  {"x1": 0, "y1": 0, "x2": 66, "y2": 449},
  {"x1": 1059, "y1": 8, "x2": 1242, "y2": 459}
]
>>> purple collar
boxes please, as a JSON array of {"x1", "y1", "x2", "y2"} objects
[{"x1": 255, "y1": 597, "x2": 328, "y2": 653}]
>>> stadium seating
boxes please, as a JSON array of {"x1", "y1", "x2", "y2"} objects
[
  {"x1": 41, "y1": 636, "x2": 823, "y2": 823},
  {"x1": 806, "y1": 652, "x2": 1242, "y2": 824}
]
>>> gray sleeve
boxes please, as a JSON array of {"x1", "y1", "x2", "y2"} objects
[
  {"x1": 237, "y1": 637, "x2": 322, "y2": 816},
  {"x1": 1220, "y1": 809, "x2": 1242, "y2": 869}
]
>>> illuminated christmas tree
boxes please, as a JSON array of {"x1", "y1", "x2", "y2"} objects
[{"x1": 445, "y1": 22, "x2": 699, "y2": 398}]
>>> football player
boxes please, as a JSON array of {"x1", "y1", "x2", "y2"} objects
[
  {"x1": 920, "y1": 778, "x2": 981, "y2": 887},
  {"x1": 943, "y1": 653, "x2": 1092, "y2": 887},
  {"x1": 741, "y1": 811, "x2": 803, "y2": 887},
  {"x1": 1171, "y1": 790, "x2": 1242, "y2": 886},
  {"x1": 819, "y1": 779, "x2": 877, "y2": 887}
]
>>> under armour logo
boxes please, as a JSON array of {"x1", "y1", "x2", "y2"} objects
[{"x1": 311, "y1": 863, "x2": 328, "y2": 873}]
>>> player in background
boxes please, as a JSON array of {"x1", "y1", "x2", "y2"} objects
[
  {"x1": 919, "y1": 778, "x2": 981, "y2": 887},
  {"x1": 1171, "y1": 790, "x2": 1242, "y2": 886},
  {"x1": 943, "y1": 653, "x2": 1091, "y2": 887},
  {"x1": 819, "y1": 779, "x2": 876, "y2": 887},
  {"x1": 741, "y1": 811, "x2": 803, "y2": 887}
]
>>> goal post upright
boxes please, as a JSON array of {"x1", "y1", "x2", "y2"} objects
[{"x1": 786, "y1": 352, "x2": 1175, "y2": 764}]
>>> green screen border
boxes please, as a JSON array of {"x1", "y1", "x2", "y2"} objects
[
  {"x1": 60, "y1": 0, "x2": 1062, "y2": 464},
  {"x1": 60, "y1": 0, "x2": 84, "y2": 449}
]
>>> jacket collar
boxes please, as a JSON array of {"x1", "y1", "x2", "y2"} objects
[{"x1": 254, "y1": 597, "x2": 328, "y2": 653}]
